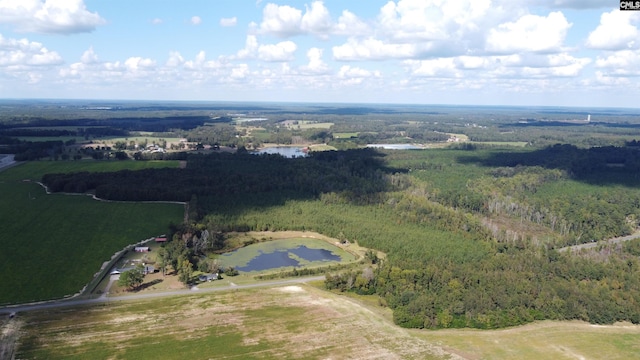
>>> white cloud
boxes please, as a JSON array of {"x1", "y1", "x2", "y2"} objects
[
  {"x1": 0, "y1": 0, "x2": 106, "y2": 34},
  {"x1": 0, "y1": 34, "x2": 63, "y2": 67},
  {"x1": 258, "y1": 1, "x2": 343, "y2": 39},
  {"x1": 337, "y1": 65, "x2": 381, "y2": 85},
  {"x1": 124, "y1": 57, "x2": 156, "y2": 72},
  {"x1": 259, "y1": 3, "x2": 303, "y2": 37},
  {"x1": 258, "y1": 41, "x2": 297, "y2": 62},
  {"x1": 166, "y1": 51, "x2": 185, "y2": 67},
  {"x1": 595, "y1": 50, "x2": 640, "y2": 76},
  {"x1": 300, "y1": 1, "x2": 332, "y2": 37},
  {"x1": 191, "y1": 16, "x2": 202, "y2": 25},
  {"x1": 334, "y1": 10, "x2": 370, "y2": 36},
  {"x1": 525, "y1": 0, "x2": 613, "y2": 9},
  {"x1": 220, "y1": 17, "x2": 237, "y2": 27},
  {"x1": 234, "y1": 35, "x2": 296, "y2": 62},
  {"x1": 151, "y1": 18, "x2": 163, "y2": 25},
  {"x1": 486, "y1": 12, "x2": 572, "y2": 53},
  {"x1": 236, "y1": 35, "x2": 259, "y2": 59},
  {"x1": 377, "y1": 0, "x2": 494, "y2": 43},
  {"x1": 300, "y1": 47, "x2": 330, "y2": 74},
  {"x1": 333, "y1": 37, "x2": 417, "y2": 61},
  {"x1": 404, "y1": 58, "x2": 461, "y2": 77},
  {"x1": 586, "y1": 10, "x2": 639, "y2": 50},
  {"x1": 80, "y1": 46, "x2": 98, "y2": 64}
]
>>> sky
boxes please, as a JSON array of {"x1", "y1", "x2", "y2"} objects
[{"x1": 0, "y1": 0, "x2": 639, "y2": 107}]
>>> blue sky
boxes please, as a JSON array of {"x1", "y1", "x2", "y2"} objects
[{"x1": 0, "y1": 0, "x2": 638, "y2": 107}]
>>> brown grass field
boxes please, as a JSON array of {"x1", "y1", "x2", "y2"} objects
[{"x1": 4, "y1": 281, "x2": 640, "y2": 359}]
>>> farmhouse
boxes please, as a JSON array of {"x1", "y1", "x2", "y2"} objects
[
  {"x1": 143, "y1": 265, "x2": 155, "y2": 274},
  {"x1": 155, "y1": 236, "x2": 167, "y2": 243},
  {"x1": 134, "y1": 246, "x2": 150, "y2": 252}
]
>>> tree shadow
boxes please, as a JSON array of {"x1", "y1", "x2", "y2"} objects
[
  {"x1": 134, "y1": 278, "x2": 163, "y2": 292},
  {"x1": 456, "y1": 144, "x2": 640, "y2": 187}
]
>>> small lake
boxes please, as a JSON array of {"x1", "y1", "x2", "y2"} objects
[
  {"x1": 220, "y1": 244, "x2": 343, "y2": 272},
  {"x1": 366, "y1": 144, "x2": 423, "y2": 150},
  {"x1": 253, "y1": 146, "x2": 308, "y2": 158}
]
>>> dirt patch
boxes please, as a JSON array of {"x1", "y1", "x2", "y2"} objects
[{"x1": 0, "y1": 317, "x2": 23, "y2": 360}]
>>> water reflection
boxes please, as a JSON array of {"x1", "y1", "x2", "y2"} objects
[{"x1": 233, "y1": 245, "x2": 341, "y2": 272}]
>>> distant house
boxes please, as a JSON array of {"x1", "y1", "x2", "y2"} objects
[
  {"x1": 155, "y1": 237, "x2": 167, "y2": 243},
  {"x1": 134, "y1": 246, "x2": 150, "y2": 252},
  {"x1": 198, "y1": 273, "x2": 219, "y2": 282},
  {"x1": 143, "y1": 265, "x2": 155, "y2": 275}
]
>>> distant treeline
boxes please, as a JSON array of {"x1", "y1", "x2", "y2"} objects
[{"x1": 0, "y1": 115, "x2": 225, "y2": 133}]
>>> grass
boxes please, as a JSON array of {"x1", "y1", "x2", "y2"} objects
[
  {"x1": 0, "y1": 159, "x2": 180, "y2": 182},
  {"x1": 10, "y1": 283, "x2": 640, "y2": 359},
  {"x1": 13, "y1": 285, "x2": 447, "y2": 360},
  {"x1": 0, "y1": 160, "x2": 183, "y2": 304},
  {"x1": 416, "y1": 321, "x2": 640, "y2": 360},
  {"x1": 333, "y1": 132, "x2": 358, "y2": 139},
  {"x1": 472, "y1": 141, "x2": 529, "y2": 147}
]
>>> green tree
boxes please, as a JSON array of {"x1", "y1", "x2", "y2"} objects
[
  {"x1": 118, "y1": 265, "x2": 144, "y2": 291},
  {"x1": 178, "y1": 258, "x2": 194, "y2": 286}
]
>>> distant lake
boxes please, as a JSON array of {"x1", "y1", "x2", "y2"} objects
[
  {"x1": 366, "y1": 144, "x2": 423, "y2": 150},
  {"x1": 253, "y1": 146, "x2": 308, "y2": 158}
]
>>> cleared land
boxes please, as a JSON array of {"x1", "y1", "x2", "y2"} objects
[
  {"x1": 10, "y1": 284, "x2": 453, "y2": 360},
  {"x1": 416, "y1": 321, "x2": 640, "y2": 360},
  {"x1": 0, "y1": 161, "x2": 184, "y2": 305},
  {"x1": 6, "y1": 283, "x2": 640, "y2": 360}
]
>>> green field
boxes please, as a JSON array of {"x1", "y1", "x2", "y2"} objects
[
  {"x1": 333, "y1": 132, "x2": 358, "y2": 139},
  {"x1": 0, "y1": 161, "x2": 184, "y2": 305}
]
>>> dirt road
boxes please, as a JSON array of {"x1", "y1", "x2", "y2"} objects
[
  {"x1": 0, "y1": 276, "x2": 325, "y2": 315},
  {"x1": 558, "y1": 231, "x2": 640, "y2": 253}
]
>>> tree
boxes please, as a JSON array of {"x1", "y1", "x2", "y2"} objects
[
  {"x1": 178, "y1": 257, "x2": 194, "y2": 286},
  {"x1": 156, "y1": 247, "x2": 168, "y2": 276},
  {"x1": 118, "y1": 265, "x2": 144, "y2": 291}
]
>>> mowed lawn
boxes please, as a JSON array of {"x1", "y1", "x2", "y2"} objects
[{"x1": 0, "y1": 161, "x2": 184, "y2": 305}]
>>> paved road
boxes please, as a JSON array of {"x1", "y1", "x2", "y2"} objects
[
  {"x1": 0, "y1": 276, "x2": 325, "y2": 315},
  {"x1": 558, "y1": 231, "x2": 640, "y2": 253}
]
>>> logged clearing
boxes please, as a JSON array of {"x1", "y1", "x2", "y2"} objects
[{"x1": 11, "y1": 284, "x2": 453, "y2": 360}]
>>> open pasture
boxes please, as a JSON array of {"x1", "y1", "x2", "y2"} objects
[
  {"x1": 333, "y1": 132, "x2": 358, "y2": 139},
  {"x1": 417, "y1": 320, "x2": 640, "y2": 360},
  {"x1": 0, "y1": 161, "x2": 184, "y2": 304},
  {"x1": 9, "y1": 283, "x2": 640, "y2": 360},
  {"x1": 12, "y1": 284, "x2": 449, "y2": 360}
]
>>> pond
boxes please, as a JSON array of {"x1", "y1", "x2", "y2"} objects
[
  {"x1": 253, "y1": 146, "x2": 308, "y2": 158},
  {"x1": 219, "y1": 239, "x2": 345, "y2": 272},
  {"x1": 366, "y1": 144, "x2": 423, "y2": 150}
]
